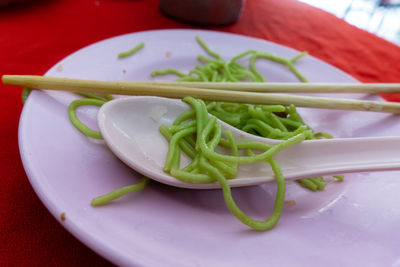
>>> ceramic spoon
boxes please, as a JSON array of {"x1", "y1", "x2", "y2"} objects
[{"x1": 97, "y1": 96, "x2": 400, "y2": 189}]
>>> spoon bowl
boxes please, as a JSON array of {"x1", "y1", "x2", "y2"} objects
[{"x1": 97, "y1": 96, "x2": 400, "y2": 189}]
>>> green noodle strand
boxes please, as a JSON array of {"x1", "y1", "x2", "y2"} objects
[
  {"x1": 195, "y1": 36, "x2": 222, "y2": 60},
  {"x1": 276, "y1": 117, "x2": 303, "y2": 129},
  {"x1": 68, "y1": 98, "x2": 106, "y2": 139},
  {"x1": 260, "y1": 105, "x2": 286, "y2": 113},
  {"x1": 77, "y1": 92, "x2": 109, "y2": 102},
  {"x1": 151, "y1": 68, "x2": 187, "y2": 77},
  {"x1": 199, "y1": 119, "x2": 310, "y2": 164},
  {"x1": 170, "y1": 168, "x2": 215, "y2": 183},
  {"x1": 287, "y1": 61, "x2": 308, "y2": 82},
  {"x1": 314, "y1": 132, "x2": 334, "y2": 139},
  {"x1": 183, "y1": 97, "x2": 210, "y2": 150},
  {"x1": 308, "y1": 177, "x2": 326, "y2": 190},
  {"x1": 200, "y1": 157, "x2": 285, "y2": 231},
  {"x1": 159, "y1": 125, "x2": 196, "y2": 159},
  {"x1": 296, "y1": 176, "x2": 327, "y2": 192},
  {"x1": 333, "y1": 175, "x2": 344, "y2": 181},
  {"x1": 269, "y1": 113, "x2": 288, "y2": 132},
  {"x1": 290, "y1": 52, "x2": 308, "y2": 63},
  {"x1": 249, "y1": 54, "x2": 266, "y2": 82},
  {"x1": 22, "y1": 87, "x2": 31, "y2": 103},
  {"x1": 91, "y1": 177, "x2": 149, "y2": 206},
  {"x1": 118, "y1": 42, "x2": 145, "y2": 58},
  {"x1": 164, "y1": 126, "x2": 196, "y2": 172},
  {"x1": 167, "y1": 120, "x2": 196, "y2": 133},
  {"x1": 296, "y1": 178, "x2": 318, "y2": 191}
]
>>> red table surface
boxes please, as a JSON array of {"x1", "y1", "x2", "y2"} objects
[{"x1": 1, "y1": 0, "x2": 399, "y2": 265}]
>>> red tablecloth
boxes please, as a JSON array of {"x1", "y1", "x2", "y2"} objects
[{"x1": 1, "y1": 0, "x2": 399, "y2": 265}]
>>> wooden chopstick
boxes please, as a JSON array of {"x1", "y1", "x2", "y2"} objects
[
  {"x1": 4, "y1": 75, "x2": 400, "y2": 93},
  {"x1": 141, "y1": 81, "x2": 400, "y2": 93},
  {"x1": 3, "y1": 75, "x2": 400, "y2": 113}
]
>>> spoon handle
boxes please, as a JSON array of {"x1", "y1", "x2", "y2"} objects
[{"x1": 275, "y1": 136, "x2": 400, "y2": 180}]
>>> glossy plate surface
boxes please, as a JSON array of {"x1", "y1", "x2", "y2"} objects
[{"x1": 19, "y1": 29, "x2": 400, "y2": 266}]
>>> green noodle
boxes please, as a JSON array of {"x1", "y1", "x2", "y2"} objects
[
  {"x1": 201, "y1": 157, "x2": 286, "y2": 231},
  {"x1": 77, "y1": 92, "x2": 110, "y2": 102},
  {"x1": 296, "y1": 176, "x2": 326, "y2": 191},
  {"x1": 333, "y1": 174, "x2": 345, "y2": 181},
  {"x1": 68, "y1": 98, "x2": 106, "y2": 139},
  {"x1": 118, "y1": 42, "x2": 145, "y2": 58},
  {"x1": 21, "y1": 87, "x2": 31, "y2": 103},
  {"x1": 91, "y1": 177, "x2": 149, "y2": 206}
]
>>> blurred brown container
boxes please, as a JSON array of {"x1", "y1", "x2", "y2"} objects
[{"x1": 160, "y1": 0, "x2": 245, "y2": 26}]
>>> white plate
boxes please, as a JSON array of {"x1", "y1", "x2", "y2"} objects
[{"x1": 19, "y1": 29, "x2": 400, "y2": 267}]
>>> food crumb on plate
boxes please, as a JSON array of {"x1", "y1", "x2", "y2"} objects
[
  {"x1": 122, "y1": 69, "x2": 126, "y2": 74},
  {"x1": 166, "y1": 51, "x2": 172, "y2": 58},
  {"x1": 56, "y1": 65, "x2": 63, "y2": 72},
  {"x1": 60, "y1": 212, "x2": 66, "y2": 221},
  {"x1": 284, "y1": 200, "x2": 296, "y2": 206}
]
